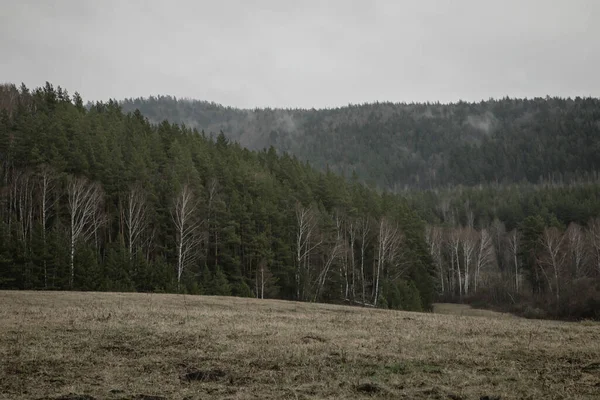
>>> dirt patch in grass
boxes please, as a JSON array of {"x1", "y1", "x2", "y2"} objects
[
  {"x1": 1, "y1": 291, "x2": 599, "y2": 399},
  {"x1": 355, "y1": 381, "x2": 386, "y2": 394}
]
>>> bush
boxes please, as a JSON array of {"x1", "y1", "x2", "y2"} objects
[
  {"x1": 521, "y1": 305, "x2": 547, "y2": 320},
  {"x1": 558, "y1": 278, "x2": 600, "y2": 320},
  {"x1": 384, "y1": 280, "x2": 422, "y2": 312}
]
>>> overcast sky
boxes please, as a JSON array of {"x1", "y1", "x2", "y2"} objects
[{"x1": 1, "y1": 0, "x2": 599, "y2": 108}]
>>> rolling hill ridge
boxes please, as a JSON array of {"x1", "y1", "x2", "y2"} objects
[{"x1": 121, "y1": 96, "x2": 600, "y2": 189}]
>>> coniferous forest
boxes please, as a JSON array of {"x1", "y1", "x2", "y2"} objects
[
  {"x1": 2, "y1": 82, "x2": 600, "y2": 319},
  {"x1": 121, "y1": 95, "x2": 600, "y2": 190},
  {"x1": 121, "y1": 93, "x2": 600, "y2": 320},
  {"x1": 0, "y1": 83, "x2": 433, "y2": 311}
]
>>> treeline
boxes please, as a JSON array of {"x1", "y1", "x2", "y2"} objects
[
  {"x1": 424, "y1": 207, "x2": 600, "y2": 320},
  {"x1": 0, "y1": 83, "x2": 435, "y2": 311},
  {"x1": 408, "y1": 184, "x2": 600, "y2": 319},
  {"x1": 120, "y1": 95, "x2": 600, "y2": 190},
  {"x1": 406, "y1": 183, "x2": 600, "y2": 231}
]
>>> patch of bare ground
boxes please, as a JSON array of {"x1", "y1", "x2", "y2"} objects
[{"x1": 1, "y1": 291, "x2": 599, "y2": 399}]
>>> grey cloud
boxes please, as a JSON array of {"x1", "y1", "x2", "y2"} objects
[{"x1": 1, "y1": 0, "x2": 599, "y2": 108}]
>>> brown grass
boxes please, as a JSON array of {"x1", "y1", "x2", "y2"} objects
[
  {"x1": 0, "y1": 291, "x2": 599, "y2": 400},
  {"x1": 432, "y1": 303, "x2": 519, "y2": 319}
]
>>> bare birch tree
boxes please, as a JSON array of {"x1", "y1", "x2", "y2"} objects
[
  {"x1": 256, "y1": 258, "x2": 275, "y2": 299},
  {"x1": 313, "y1": 229, "x2": 343, "y2": 302},
  {"x1": 348, "y1": 218, "x2": 357, "y2": 300},
  {"x1": 91, "y1": 205, "x2": 106, "y2": 252},
  {"x1": 566, "y1": 223, "x2": 586, "y2": 278},
  {"x1": 474, "y1": 228, "x2": 494, "y2": 292},
  {"x1": 67, "y1": 177, "x2": 103, "y2": 288},
  {"x1": 387, "y1": 230, "x2": 407, "y2": 282},
  {"x1": 171, "y1": 184, "x2": 203, "y2": 287},
  {"x1": 8, "y1": 169, "x2": 34, "y2": 245},
  {"x1": 449, "y1": 228, "x2": 462, "y2": 298},
  {"x1": 295, "y1": 203, "x2": 321, "y2": 300},
  {"x1": 125, "y1": 183, "x2": 149, "y2": 259},
  {"x1": 7, "y1": 168, "x2": 36, "y2": 286},
  {"x1": 506, "y1": 229, "x2": 521, "y2": 292},
  {"x1": 461, "y1": 227, "x2": 477, "y2": 296},
  {"x1": 358, "y1": 216, "x2": 371, "y2": 304},
  {"x1": 333, "y1": 211, "x2": 351, "y2": 299},
  {"x1": 17, "y1": 171, "x2": 35, "y2": 245},
  {"x1": 38, "y1": 165, "x2": 57, "y2": 288},
  {"x1": 425, "y1": 225, "x2": 445, "y2": 294},
  {"x1": 373, "y1": 217, "x2": 401, "y2": 306},
  {"x1": 538, "y1": 227, "x2": 567, "y2": 304}
]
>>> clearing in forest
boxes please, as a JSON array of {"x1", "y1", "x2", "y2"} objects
[{"x1": 1, "y1": 291, "x2": 599, "y2": 399}]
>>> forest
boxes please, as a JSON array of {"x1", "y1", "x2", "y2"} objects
[
  {"x1": 0, "y1": 83, "x2": 434, "y2": 311},
  {"x1": 121, "y1": 93, "x2": 600, "y2": 319},
  {"x1": 2, "y1": 83, "x2": 600, "y2": 319},
  {"x1": 121, "y1": 95, "x2": 600, "y2": 190}
]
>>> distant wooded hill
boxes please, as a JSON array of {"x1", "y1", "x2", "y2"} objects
[{"x1": 120, "y1": 96, "x2": 600, "y2": 189}]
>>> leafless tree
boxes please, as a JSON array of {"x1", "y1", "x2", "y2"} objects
[
  {"x1": 357, "y1": 216, "x2": 371, "y2": 304},
  {"x1": 9, "y1": 169, "x2": 35, "y2": 246},
  {"x1": 333, "y1": 211, "x2": 350, "y2": 299},
  {"x1": 387, "y1": 230, "x2": 407, "y2": 282},
  {"x1": 171, "y1": 184, "x2": 203, "y2": 286},
  {"x1": 537, "y1": 227, "x2": 567, "y2": 303},
  {"x1": 348, "y1": 218, "x2": 357, "y2": 300},
  {"x1": 37, "y1": 165, "x2": 57, "y2": 288},
  {"x1": 373, "y1": 217, "x2": 401, "y2": 306},
  {"x1": 294, "y1": 203, "x2": 321, "y2": 300},
  {"x1": 449, "y1": 228, "x2": 462, "y2": 298},
  {"x1": 474, "y1": 229, "x2": 494, "y2": 292},
  {"x1": 313, "y1": 226, "x2": 343, "y2": 302},
  {"x1": 506, "y1": 229, "x2": 521, "y2": 292},
  {"x1": 125, "y1": 183, "x2": 149, "y2": 259},
  {"x1": 91, "y1": 205, "x2": 106, "y2": 252},
  {"x1": 256, "y1": 258, "x2": 275, "y2": 299},
  {"x1": 461, "y1": 227, "x2": 477, "y2": 296},
  {"x1": 67, "y1": 177, "x2": 103, "y2": 288},
  {"x1": 425, "y1": 225, "x2": 445, "y2": 294},
  {"x1": 5, "y1": 168, "x2": 35, "y2": 286},
  {"x1": 566, "y1": 223, "x2": 587, "y2": 278}
]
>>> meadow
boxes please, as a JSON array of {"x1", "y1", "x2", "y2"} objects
[{"x1": 1, "y1": 291, "x2": 599, "y2": 399}]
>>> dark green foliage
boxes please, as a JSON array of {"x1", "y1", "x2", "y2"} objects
[
  {"x1": 383, "y1": 280, "x2": 422, "y2": 311},
  {"x1": 211, "y1": 266, "x2": 232, "y2": 296},
  {"x1": 0, "y1": 83, "x2": 435, "y2": 310},
  {"x1": 120, "y1": 96, "x2": 600, "y2": 190},
  {"x1": 404, "y1": 184, "x2": 600, "y2": 231}
]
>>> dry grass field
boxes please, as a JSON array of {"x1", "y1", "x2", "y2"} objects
[{"x1": 1, "y1": 292, "x2": 599, "y2": 400}]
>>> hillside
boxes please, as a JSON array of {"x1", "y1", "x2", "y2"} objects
[
  {"x1": 3, "y1": 83, "x2": 600, "y2": 321},
  {"x1": 120, "y1": 93, "x2": 600, "y2": 321},
  {"x1": 0, "y1": 82, "x2": 434, "y2": 310},
  {"x1": 2, "y1": 291, "x2": 599, "y2": 399},
  {"x1": 120, "y1": 96, "x2": 600, "y2": 189}
]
